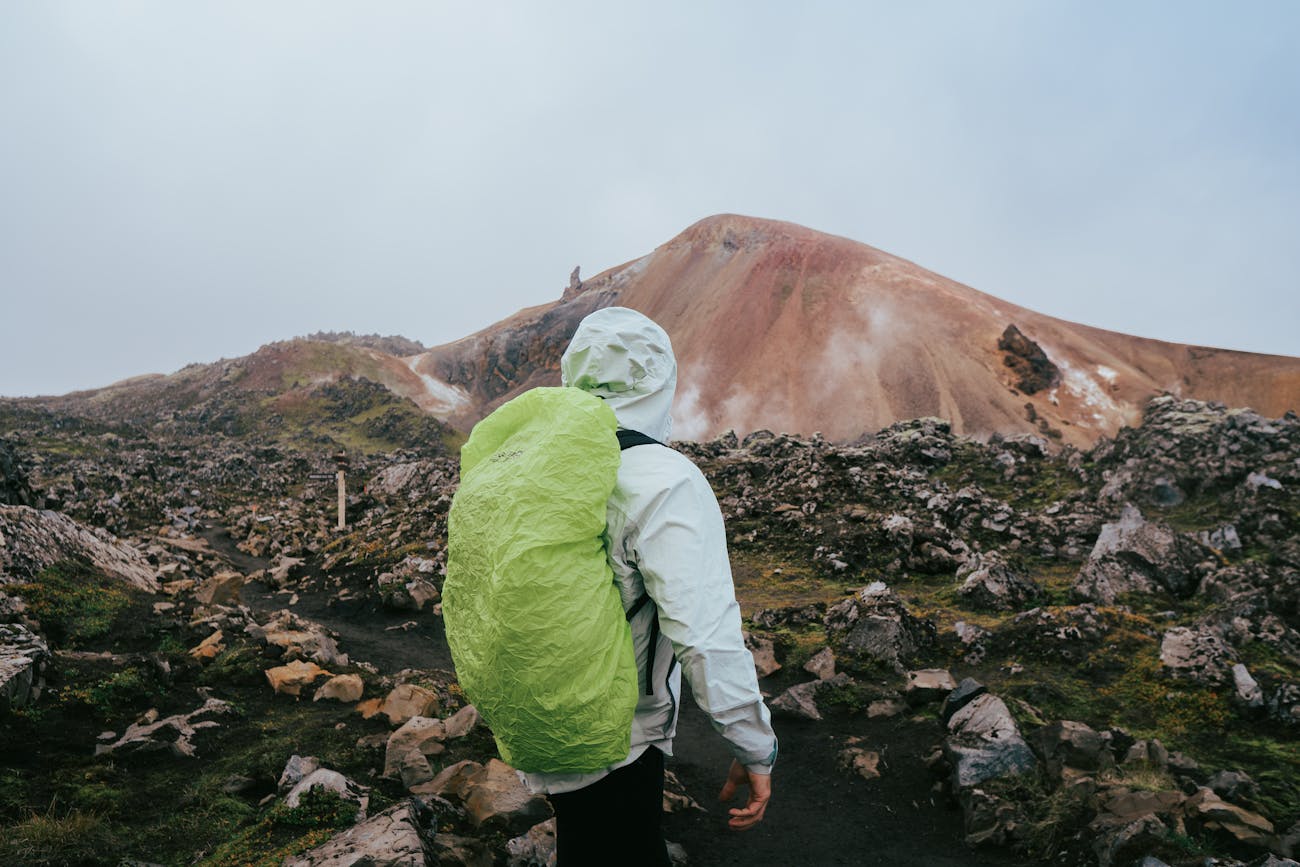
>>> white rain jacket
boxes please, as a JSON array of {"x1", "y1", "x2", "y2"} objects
[{"x1": 521, "y1": 307, "x2": 778, "y2": 795}]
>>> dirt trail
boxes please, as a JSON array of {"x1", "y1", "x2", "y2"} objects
[
  {"x1": 199, "y1": 525, "x2": 452, "y2": 671},
  {"x1": 200, "y1": 525, "x2": 1023, "y2": 867}
]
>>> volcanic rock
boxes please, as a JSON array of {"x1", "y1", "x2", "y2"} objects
[
  {"x1": 744, "y1": 631, "x2": 781, "y2": 677},
  {"x1": 265, "y1": 660, "x2": 332, "y2": 697},
  {"x1": 998, "y1": 324, "x2": 1061, "y2": 395},
  {"x1": 1160, "y1": 626, "x2": 1237, "y2": 684},
  {"x1": 944, "y1": 693, "x2": 1037, "y2": 790},
  {"x1": 285, "y1": 768, "x2": 370, "y2": 821},
  {"x1": 462, "y1": 759, "x2": 552, "y2": 836},
  {"x1": 1073, "y1": 505, "x2": 1207, "y2": 603},
  {"x1": 0, "y1": 622, "x2": 48, "y2": 710},
  {"x1": 284, "y1": 798, "x2": 438, "y2": 867},
  {"x1": 824, "y1": 582, "x2": 935, "y2": 671},
  {"x1": 957, "y1": 551, "x2": 1040, "y2": 610},
  {"x1": 95, "y1": 695, "x2": 235, "y2": 759},
  {"x1": 0, "y1": 505, "x2": 158, "y2": 591},
  {"x1": 313, "y1": 673, "x2": 364, "y2": 703}
]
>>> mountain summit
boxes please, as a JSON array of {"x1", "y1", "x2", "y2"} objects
[{"x1": 413, "y1": 214, "x2": 1300, "y2": 446}]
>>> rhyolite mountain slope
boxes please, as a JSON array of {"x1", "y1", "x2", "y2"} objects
[
  {"x1": 413, "y1": 214, "x2": 1300, "y2": 447},
  {"x1": 12, "y1": 215, "x2": 1298, "y2": 449}
]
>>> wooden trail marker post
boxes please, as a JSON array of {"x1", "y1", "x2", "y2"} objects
[{"x1": 309, "y1": 450, "x2": 350, "y2": 531}]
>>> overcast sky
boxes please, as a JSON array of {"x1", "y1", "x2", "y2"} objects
[{"x1": 2, "y1": 1, "x2": 1297, "y2": 397}]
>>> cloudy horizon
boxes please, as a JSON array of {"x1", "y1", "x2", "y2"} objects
[{"x1": 2, "y1": 1, "x2": 1298, "y2": 397}]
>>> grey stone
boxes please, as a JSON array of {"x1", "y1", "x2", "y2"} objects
[
  {"x1": 940, "y1": 678, "x2": 987, "y2": 725},
  {"x1": 957, "y1": 551, "x2": 1040, "y2": 610},
  {"x1": 0, "y1": 505, "x2": 159, "y2": 591},
  {"x1": 279, "y1": 755, "x2": 323, "y2": 792},
  {"x1": 1233, "y1": 663, "x2": 1265, "y2": 708},
  {"x1": 1160, "y1": 626, "x2": 1237, "y2": 684},
  {"x1": 285, "y1": 768, "x2": 370, "y2": 821},
  {"x1": 802, "y1": 647, "x2": 836, "y2": 680},
  {"x1": 904, "y1": 668, "x2": 957, "y2": 705},
  {"x1": 462, "y1": 759, "x2": 552, "y2": 836},
  {"x1": 1073, "y1": 504, "x2": 1204, "y2": 603},
  {"x1": 743, "y1": 631, "x2": 781, "y2": 678},
  {"x1": 384, "y1": 716, "x2": 447, "y2": 784},
  {"x1": 1032, "y1": 720, "x2": 1111, "y2": 776},
  {"x1": 284, "y1": 799, "x2": 438, "y2": 867},
  {"x1": 506, "y1": 818, "x2": 556, "y2": 867},
  {"x1": 771, "y1": 680, "x2": 823, "y2": 721},
  {"x1": 0, "y1": 623, "x2": 48, "y2": 711},
  {"x1": 944, "y1": 693, "x2": 1036, "y2": 789}
]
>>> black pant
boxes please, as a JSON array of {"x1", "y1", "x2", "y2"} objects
[{"x1": 549, "y1": 746, "x2": 672, "y2": 867}]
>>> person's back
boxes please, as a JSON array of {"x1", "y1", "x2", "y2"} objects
[{"x1": 520, "y1": 307, "x2": 777, "y2": 866}]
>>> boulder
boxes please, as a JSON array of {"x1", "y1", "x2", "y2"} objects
[
  {"x1": 770, "y1": 680, "x2": 824, "y2": 721},
  {"x1": 957, "y1": 552, "x2": 1040, "y2": 610},
  {"x1": 743, "y1": 632, "x2": 781, "y2": 678},
  {"x1": 265, "y1": 660, "x2": 332, "y2": 697},
  {"x1": 462, "y1": 759, "x2": 552, "y2": 836},
  {"x1": 1184, "y1": 786, "x2": 1276, "y2": 850},
  {"x1": 1031, "y1": 720, "x2": 1111, "y2": 778},
  {"x1": 188, "y1": 629, "x2": 225, "y2": 662},
  {"x1": 410, "y1": 759, "x2": 482, "y2": 801},
  {"x1": 940, "y1": 678, "x2": 987, "y2": 725},
  {"x1": 506, "y1": 818, "x2": 557, "y2": 867},
  {"x1": 1267, "y1": 683, "x2": 1300, "y2": 728},
  {"x1": 0, "y1": 622, "x2": 48, "y2": 711},
  {"x1": 285, "y1": 768, "x2": 370, "y2": 821},
  {"x1": 823, "y1": 582, "x2": 935, "y2": 670},
  {"x1": 1073, "y1": 505, "x2": 1206, "y2": 603},
  {"x1": 313, "y1": 674, "x2": 364, "y2": 703},
  {"x1": 1160, "y1": 626, "x2": 1236, "y2": 684},
  {"x1": 803, "y1": 647, "x2": 836, "y2": 680},
  {"x1": 245, "y1": 610, "x2": 348, "y2": 667},
  {"x1": 944, "y1": 693, "x2": 1036, "y2": 790},
  {"x1": 1206, "y1": 769, "x2": 1259, "y2": 806},
  {"x1": 1232, "y1": 663, "x2": 1265, "y2": 708},
  {"x1": 0, "y1": 505, "x2": 159, "y2": 591},
  {"x1": 1090, "y1": 814, "x2": 1175, "y2": 867},
  {"x1": 959, "y1": 787, "x2": 1026, "y2": 847},
  {"x1": 904, "y1": 669, "x2": 957, "y2": 705},
  {"x1": 1122, "y1": 738, "x2": 1170, "y2": 770},
  {"x1": 283, "y1": 799, "x2": 438, "y2": 867},
  {"x1": 442, "y1": 703, "x2": 481, "y2": 739},
  {"x1": 770, "y1": 672, "x2": 854, "y2": 721},
  {"x1": 383, "y1": 716, "x2": 447, "y2": 787},
  {"x1": 378, "y1": 683, "x2": 440, "y2": 726},
  {"x1": 279, "y1": 755, "x2": 323, "y2": 792}
]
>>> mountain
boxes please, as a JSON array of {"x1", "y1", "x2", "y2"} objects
[
  {"x1": 11, "y1": 214, "x2": 1298, "y2": 449},
  {"x1": 10, "y1": 338, "x2": 461, "y2": 456},
  {"x1": 412, "y1": 214, "x2": 1300, "y2": 447}
]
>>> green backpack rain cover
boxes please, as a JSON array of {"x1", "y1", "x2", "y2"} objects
[{"x1": 444, "y1": 386, "x2": 640, "y2": 773}]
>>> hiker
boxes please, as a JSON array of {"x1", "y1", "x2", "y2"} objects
[{"x1": 525, "y1": 306, "x2": 778, "y2": 865}]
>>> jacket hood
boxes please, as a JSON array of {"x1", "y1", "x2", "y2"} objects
[{"x1": 560, "y1": 307, "x2": 676, "y2": 442}]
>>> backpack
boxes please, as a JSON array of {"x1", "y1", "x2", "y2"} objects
[{"x1": 443, "y1": 386, "x2": 661, "y2": 774}]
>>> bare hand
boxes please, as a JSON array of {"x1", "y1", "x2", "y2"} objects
[{"x1": 717, "y1": 759, "x2": 771, "y2": 831}]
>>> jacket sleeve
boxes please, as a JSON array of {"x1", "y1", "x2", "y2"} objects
[{"x1": 627, "y1": 457, "x2": 778, "y2": 772}]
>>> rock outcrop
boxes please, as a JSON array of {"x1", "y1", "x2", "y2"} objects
[{"x1": 0, "y1": 505, "x2": 158, "y2": 591}]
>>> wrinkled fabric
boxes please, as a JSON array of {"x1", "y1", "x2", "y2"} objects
[
  {"x1": 524, "y1": 308, "x2": 777, "y2": 795},
  {"x1": 444, "y1": 386, "x2": 639, "y2": 773},
  {"x1": 559, "y1": 307, "x2": 676, "y2": 443}
]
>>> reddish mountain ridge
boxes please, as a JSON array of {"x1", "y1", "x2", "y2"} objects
[
  {"x1": 21, "y1": 215, "x2": 1298, "y2": 448},
  {"x1": 414, "y1": 214, "x2": 1300, "y2": 447}
]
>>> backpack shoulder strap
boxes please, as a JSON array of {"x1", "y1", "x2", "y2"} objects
[{"x1": 616, "y1": 429, "x2": 663, "y2": 450}]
